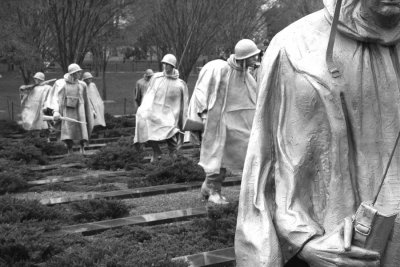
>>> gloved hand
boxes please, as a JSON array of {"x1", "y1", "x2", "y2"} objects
[
  {"x1": 298, "y1": 217, "x2": 380, "y2": 267},
  {"x1": 200, "y1": 112, "x2": 207, "y2": 126},
  {"x1": 53, "y1": 111, "x2": 61, "y2": 121}
]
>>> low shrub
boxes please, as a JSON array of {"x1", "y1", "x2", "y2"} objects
[
  {"x1": 0, "y1": 197, "x2": 238, "y2": 266},
  {"x1": 45, "y1": 202, "x2": 238, "y2": 266},
  {"x1": 0, "y1": 159, "x2": 36, "y2": 194},
  {"x1": 0, "y1": 222, "x2": 86, "y2": 266},
  {"x1": 103, "y1": 113, "x2": 135, "y2": 129},
  {"x1": 22, "y1": 137, "x2": 68, "y2": 156},
  {"x1": 0, "y1": 196, "x2": 68, "y2": 224},
  {"x1": 0, "y1": 120, "x2": 26, "y2": 137},
  {"x1": 0, "y1": 173, "x2": 28, "y2": 195},
  {"x1": 70, "y1": 199, "x2": 130, "y2": 223},
  {"x1": 87, "y1": 137, "x2": 143, "y2": 170},
  {"x1": 126, "y1": 155, "x2": 205, "y2": 188},
  {"x1": 0, "y1": 139, "x2": 48, "y2": 164},
  {"x1": 146, "y1": 155, "x2": 205, "y2": 184}
]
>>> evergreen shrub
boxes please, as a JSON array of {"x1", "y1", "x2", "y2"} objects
[
  {"x1": 87, "y1": 137, "x2": 142, "y2": 170},
  {"x1": 70, "y1": 199, "x2": 130, "y2": 223}
]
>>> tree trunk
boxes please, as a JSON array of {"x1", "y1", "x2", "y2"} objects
[
  {"x1": 101, "y1": 50, "x2": 108, "y2": 100},
  {"x1": 19, "y1": 66, "x2": 31, "y2": 85}
]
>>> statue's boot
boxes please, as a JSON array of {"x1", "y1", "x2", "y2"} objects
[{"x1": 200, "y1": 181, "x2": 228, "y2": 205}]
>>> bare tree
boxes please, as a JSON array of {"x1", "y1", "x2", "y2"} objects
[
  {"x1": 46, "y1": 0, "x2": 135, "y2": 73},
  {"x1": 139, "y1": 0, "x2": 266, "y2": 82},
  {"x1": 90, "y1": 21, "x2": 124, "y2": 100},
  {"x1": 218, "y1": 0, "x2": 265, "y2": 53},
  {"x1": 262, "y1": 0, "x2": 323, "y2": 39},
  {"x1": 0, "y1": 0, "x2": 52, "y2": 84}
]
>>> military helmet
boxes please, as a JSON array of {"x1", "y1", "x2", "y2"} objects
[
  {"x1": 145, "y1": 69, "x2": 154, "y2": 77},
  {"x1": 234, "y1": 39, "x2": 260, "y2": 60},
  {"x1": 33, "y1": 72, "x2": 45, "y2": 81},
  {"x1": 68, "y1": 63, "x2": 82, "y2": 74},
  {"x1": 161, "y1": 54, "x2": 177, "y2": 68},
  {"x1": 82, "y1": 72, "x2": 93, "y2": 80}
]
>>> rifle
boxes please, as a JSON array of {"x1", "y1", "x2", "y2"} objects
[
  {"x1": 43, "y1": 115, "x2": 87, "y2": 124},
  {"x1": 20, "y1": 79, "x2": 56, "y2": 91},
  {"x1": 340, "y1": 92, "x2": 398, "y2": 256}
]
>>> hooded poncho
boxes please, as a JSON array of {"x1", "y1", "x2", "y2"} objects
[
  {"x1": 134, "y1": 69, "x2": 188, "y2": 143},
  {"x1": 187, "y1": 55, "x2": 257, "y2": 175},
  {"x1": 86, "y1": 82, "x2": 105, "y2": 127},
  {"x1": 45, "y1": 73, "x2": 94, "y2": 141},
  {"x1": 235, "y1": 0, "x2": 400, "y2": 266},
  {"x1": 19, "y1": 83, "x2": 51, "y2": 130}
]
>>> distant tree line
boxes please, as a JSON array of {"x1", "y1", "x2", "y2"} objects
[{"x1": 0, "y1": 0, "x2": 324, "y2": 86}]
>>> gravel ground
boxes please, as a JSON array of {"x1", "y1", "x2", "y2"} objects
[
  {"x1": 124, "y1": 185, "x2": 241, "y2": 216},
  {"x1": 12, "y1": 180, "x2": 241, "y2": 218}
]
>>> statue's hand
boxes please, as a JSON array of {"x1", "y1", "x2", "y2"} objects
[
  {"x1": 53, "y1": 111, "x2": 61, "y2": 121},
  {"x1": 298, "y1": 217, "x2": 380, "y2": 267}
]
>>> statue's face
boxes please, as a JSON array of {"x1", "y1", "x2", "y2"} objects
[
  {"x1": 362, "y1": 0, "x2": 400, "y2": 19},
  {"x1": 245, "y1": 55, "x2": 258, "y2": 68},
  {"x1": 72, "y1": 71, "x2": 82, "y2": 80},
  {"x1": 163, "y1": 63, "x2": 174, "y2": 74}
]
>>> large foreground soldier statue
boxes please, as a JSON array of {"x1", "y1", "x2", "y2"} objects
[{"x1": 236, "y1": 0, "x2": 400, "y2": 266}]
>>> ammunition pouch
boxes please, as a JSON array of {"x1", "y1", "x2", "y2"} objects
[
  {"x1": 352, "y1": 201, "x2": 397, "y2": 255},
  {"x1": 66, "y1": 96, "x2": 79, "y2": 108}
]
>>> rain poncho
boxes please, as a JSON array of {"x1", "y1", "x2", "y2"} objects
[
  {"x1": 134, "y1": 70, "x2": 188, "y2": 143},
  {"x1": 19, "y1": 83, "x2": 51, "y2": 130},
  {"x1": 187, "y1": 55, "x2": 257, "y2": 175},
  {"x1": 86, "y1": 82, "x2": 105, "y2": 127},
  {"x1": 45, "y1": 74, "x2": 94, "y2": 141},
  {"x1": 235, "y1": 1, "x2": 400, "y2": 266},
  {"x1": 135, "y1": 76, "x2": 151, "y2": 106}
]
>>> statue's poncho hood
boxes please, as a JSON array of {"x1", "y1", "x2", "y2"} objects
[{"x1": 324, "y1": 0, "x2": 400, "y2": 45}]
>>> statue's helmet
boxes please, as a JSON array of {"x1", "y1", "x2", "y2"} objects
[
  {"x1": 33, "y1": 72, "x2": 45, "y2": 81},
  {"x1": 68, "y1": 63, "x2": 82, "y2": 74},
  {"x1": 161, "y1": 54, "x2": 177, "y2": 68},
  {"x1": 82, "y1": 72, "x2": 93, "y2": 80},
  {"x1": 145, "y1": 69, "x2": 154, "y2": 77},
  {"x1": 234, "y1": 39, "x2": 260, "y2": 60}
]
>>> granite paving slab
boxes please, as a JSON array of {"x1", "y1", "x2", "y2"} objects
[
  {"x1": 40, "y1": 176, "x2": 241, "y2": 205},
  {"x1": 48, "y1": 149, "x2": 99, "y2": 160},
  {"x1": 89, "y1": 137, "x2": 127, "y2": 144},
  {"x1": 72, "y1": 143, "x2": 106, "y2": 151},
  {"x1": 172, "y1": 247, "x2": 235, "y2": 267},
  {"x1": 28, "y1": 170, "x2": 129, "y2": 185},
  {"x1": 62, "y1": 207, "x2": 207, "y2": 235},
  {"x1": 29, "y1": 162, "x2": 86, "y2": 172},
  {"x1": 5, "y1": 134, "x2": 25, "y2": 139}
]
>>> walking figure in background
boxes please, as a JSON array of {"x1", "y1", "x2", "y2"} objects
[
  {"x1": 187, "y1": 39, "x2": 260, "y2": 205},
  {"x1": 45, "y1": 63, "x2": 94, "y2": 154},
  {"x1": 134, "y1": 54, "x2": 188, "y2": 162},
  {"x1": 19, "y1": 72, "x2": 52, "y2": 132},
  {"x1": 134, "y1": 69, "x2": 154, "y2": 108},
  {"x1": 82, "y1": 72, "x2": 106, "y2": 128}
]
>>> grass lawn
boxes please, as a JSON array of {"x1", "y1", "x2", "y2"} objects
[{"x1": 0, "y1": 69, "x2": 199, "y2": 120}]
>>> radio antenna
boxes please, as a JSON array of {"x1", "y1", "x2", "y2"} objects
[{"x1": 372, "y1": 131, "x2": 400, "y2": 206}]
